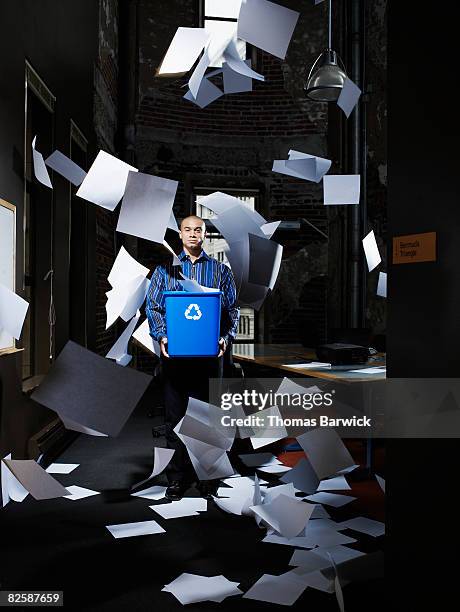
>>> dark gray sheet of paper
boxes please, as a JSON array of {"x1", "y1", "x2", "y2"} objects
[
  {"x1": 4, "y1": 460, "x2": 69, "y2": 500},
  {"x1": 31, "y1": 341, "x2": 152, "y2": 437}
]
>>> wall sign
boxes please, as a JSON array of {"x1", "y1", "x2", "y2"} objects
[{"x1": 392, "y1": 231, "x2": 436, "y2": 264}]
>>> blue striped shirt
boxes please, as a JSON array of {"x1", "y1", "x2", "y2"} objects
[{"x1": 146, "y1": 249, "x2": 240, "y2": 344}]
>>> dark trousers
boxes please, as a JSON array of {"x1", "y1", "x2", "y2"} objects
[{"x1": 162, "y1": 356, "x2": 223, "y2": 483}]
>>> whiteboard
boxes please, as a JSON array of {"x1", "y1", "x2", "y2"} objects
[{"x1": 0, "y1": 199, "x2": 16, "y2": 350}]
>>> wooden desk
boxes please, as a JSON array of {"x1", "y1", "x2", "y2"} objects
[{"x1": 233, "y1": 343, "x2": 386, "y2": 383}]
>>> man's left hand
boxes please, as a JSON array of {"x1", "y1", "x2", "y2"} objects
[{"x1": 218, "y1": 337, "x2": 227, "y2": 358}]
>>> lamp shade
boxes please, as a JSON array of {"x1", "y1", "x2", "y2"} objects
[{"x1": 304, "y1": 49, "x2": 348, "y2": 102}]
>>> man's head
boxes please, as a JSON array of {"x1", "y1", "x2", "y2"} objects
[{"x1": 179, "y1": 215, "x2": 206, "y2": 253}]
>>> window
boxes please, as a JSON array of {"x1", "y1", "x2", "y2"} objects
[
  {"x1": 195, "y1": 190, "x2": 257, "y2": 342},
  {"x1": 201, "y1": 0, "x2": 247, "y2": 68}
]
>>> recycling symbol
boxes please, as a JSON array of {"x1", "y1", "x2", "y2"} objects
[{"x1": 184, "y1": 303, "x2": 202, "y2": 321}]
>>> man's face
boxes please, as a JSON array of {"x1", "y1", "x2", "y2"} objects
[{"x1": 179, "y1": 217, "x2": 206, "y2": 251}]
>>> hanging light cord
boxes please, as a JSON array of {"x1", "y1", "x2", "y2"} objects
[
  {"x1": 329, "y1": 0, "x2": 332, "y2": 49},
  {"x1": 43, "y1": 269, "x2": 56, "y2": 362}
]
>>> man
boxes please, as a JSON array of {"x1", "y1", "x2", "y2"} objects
[{"x1": 146, "y1": 215, "x2": 240, "y2": 500}]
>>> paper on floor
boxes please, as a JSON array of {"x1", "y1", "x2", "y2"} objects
[
  {"x1": 242, "y1": 571, "x2": 308, "y2": 606},
  {"x1": 63, "y1": 485, "x2": 100, "y2": 501},
  {"x1": 305, "y1": 492, "x2": 356, "y2": 507},
  {"x1": 3, "y1": 459, "x2": 69, "y2": 501},
  {"x1": 106, "y1": 519, "x2": 165, "y2": 538},
  {"x1": 163, "y1": 573, "x2": 242, "y2": 604},
  {"x1": 131, "y1": 447, "x2": 175, "y2": 490},
  {"x1": 131, "y1": 485, "x2": 166, "y2": 501},
  {"x1": 150, "y1": 497, "x2": 207, "y2": 519},
  {"x1": 45, "y1": 463, "x2": 79, "y2": 474}
]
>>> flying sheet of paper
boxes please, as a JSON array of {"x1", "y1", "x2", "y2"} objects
[
  {"x1": 105, "y1": 311, "x2": 141, "y2": 365},
  {"x1": 179, "y1": 272, "x2": 219, "y2": 293},
  {"x1": 337, "y1": 77, "x2": 362, "y2": 118},
  {"x1": 117, "y1": 172, "x2": 178, "y2": 244},
  {"x1": 221, "y1": 475, "x2": 267, "y2": 489},
  {"x1": 257, "y1": 463, "x2": 291, "y2": 474},
  {"x1": 44, "y1": 150, "x2": 87, "y2": 186},
  {"x1": 280, "y1": 457, "x2": 320, "y2": 494},
  {"x1": 1, "y1": 454, "x2": 29, "y2": 506},
  {"x1": 238, "y1": 453, "x2": 281, "y2": 467},
  {"x1": 205, "y1": 0, "x2": 242, "y2": 18},
  {"x1": 116, "y1": 277, "x2": 149, "y2": 323},
  {"x1": 189, "y1": 45, "x2": 213, "y2": 98},
  {"x1": 377, "y1": 271, "x2": 387, "y2": 297},
  {"x1": 205, "y1": 21, "x2": 241, "y2": 67},
  {"x1": 3, "y1": 459, "x2": 69, "y2": 500},
  {"x1": 76, "y1": 150, "x2": 138, "y2": 211},
  {"x1": 105, "y1": 275, "x2": 149, "y2": 329},
  {"x1": 318, "y1": 475, "x2": 351, "y2": 491},
  {"x1": 158, "y1": 28, "x2": 211, "y2": 75},
  {"x1": 131, "y1": 485, "x2": 166, "y2": 501},
  {"x1": 132, "y1": 319, "x2": 160, "y2": 357},
  {"x1": 261, "y1": 221, "x2": 281, "y2": 238},
  {"x1": 63, "y1": 485, "x2": 100, "y2": 501},
  {"x1": 376, "y1": 474, "x2": 385, "y2": 493},
  {"x1": 287, "y1": 569, "x2": 335, "y2": 593},
  {"x1": 184, "y1": 78, "x2": 224, "y2": 108},
  {"x1": 299, "y1": 523, "x2": 357, "y2": 548},
  {"x1": 0, "y1": 283, "x2": 29, "y2": 340},
  {"x1": 32, "y1": 340, "x2": 152, "y2": 437},
  {"x1": 32, "y1": 136, "x2": 52, "y2": 188},
  {"x1": 168, "y1": 211, "x2": 179, "y2": 233},
  {"x1": 297, "y1": 428, "x2": 355, "y2": 479},
  {"x1": 305, "y1": 492, "x2": 356, "y2": 507},
  {"x1": 250, "y1": 494, "x2": 314, "y2": 538},
  {"x1": 290, "y1": 545, "x2": 365, "y2": 570},
  {"x1": 45, "y1": 463, "x2": 79, "y2": 474},
  {"x1": 223, "y1": 39, "x2": 264, "y2": 81},
  {"x1": 282, "y1": 362, "x2": 331, "y2": 369},
  {"x1": 163, "y1": 573, "x2": 242, "y2": 604},
  {"x1": 287, "y1": 149, "x2": 332, "y2": 181},
  {"x1": 150, "y1": 497, "x2": 207, "y2": 519},
  {"x1": 323, "y1": 174, "x2": 360, "y2": 205},
  {"x1": 131, "y1": 447, "x2": 175, "y2": 490},
  {"x1": 248, "y1": 233, "x2": 283, "y2": 290},
  {"x1": 362, "y1": 230, "x2": 381, "y2": 271},
  {"x1": 212, "y1": 205, "x2": 265, "y2": 243},
  {"x1": 250, "y1": 405, "x2": 288, "y2": 449},
  {"x1": 106, "y1": 519, "x2": 165, "y2": 539},
  {"x1": 337, "y1": 516, "x2": 385, "y2": 537},
  {"x1": 162, "y1": 240, "x2": 182, "y2": 266},
  {"x1": 312, "y1": 544, "x2": 366, "y2": 565},
  {"x1": 242, "y1": 572, "x2": 308, "y2": 606},
  {"x1": 107, "y1": 246, "x2": 149, "y2": 289},
  {"x1": 199, "y1": 191, "x2": 267, "y2": 226},
  {"x1": 237, "y1": 0, "x2": 300, "y2": 59},
  {"x1": 222, "y1": 61, "x2": 253, "y2": 93}
]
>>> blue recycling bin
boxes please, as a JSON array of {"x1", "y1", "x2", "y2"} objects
[{"x1": 164, "y1": 291, "x2": 222, "y2": 358}]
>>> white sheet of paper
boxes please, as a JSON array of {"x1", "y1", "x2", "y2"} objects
[
  {"x1": 250, "y1": 494, "x2": 314, "y2": 538},
  {"x1": 242, "y1": 572, "x2": 308, "y2": 606},
  {"x1": 337, "y1": 77, "x2": 362, "y2": 118},
  {"x1": 158, "y1": 28, "x2": 211, "y2": 75},
  {"x1": 288, "y1": 569, "x2": 334, "y2": 593},
  {"x1": 261, "y1": 221, "x2": 281, "y2": 238},
  {"x1": 168, "y1": 211, "x2": 179, "y2": 233},
  {"x1": 76, "y1": 150, "x2": 138, "y2": 211},
  {"x1": 105, "y1": 275, "x2": 148, "y2": 329},
  {"x1": 223, "y1": 40, "x2": 264, "y2": 81},
  {"x1": 1, "y1": 455, "x2": 29, "y2": 506},
  {"x1": 299, "y1": 523, "x2": 357, "y2": 548},
  {"x1": 32, "y1": 136, "x2": 52, "y2": 188},
  {"x1": 280, "y1": 457, "x2": 320, "y2": 494},
  {"x1": 131, "y1": 447, "x2": 175, "y2": 490},
  {"x1": 205, "y1": 0, "x2": 242, "y2": 18},
  {"x1": 150, "y1": 497, "x2": 207, "y2": 519},
  {"x1": 64, "y1": 485, "x2": 100, "y2": 500},
  {"x1": 131, "y1": 485, "x2": 166, "y2": 501},
  {"x1": 318, "y1": 475, "x2": 351, "y2": 491},
  {"x1": 237, "y1": 0, "x2": 300, "y2": 60},
  {"x1": 184, "y1": 79, "x2": 224, "y2": 108},
  {"x1": 312, "y1": 544, "x2": 366, "y2": 565},
  {"x1": 348, "y1": 366, "x2": 386, "y2": 374},
  {"x1": 338, "y1": 516, "x2": 385, "y2": 537},
  {"x1": 45, "y1": 150, "x2": 87, "y2": 186},
  {"x1": 106, "y1": 519, "x2": 165, "y2": 538},
  {"x1": 257, "y1": 463, "x2": 291, "y2": 474},
  {"x1": 297, "y1": 428, "x2": 355, "y2": 479},
  {"x1": 362, "y1": 230, "x2": 381, "y2": 271},
  {"x1": 199, "y1": 191, "x2": 266, "y2": 226},
  {"x1": 376, "y1": 474, "x2": 385, "y2": 493},
  {"x1": 132, "y1": 319, "x2": 160, "y2": 357},
  {"x1": 117, "y1": 172, "x2": 178, "y2": 244},
  {"x1": 288, "y1": 149, "x2": 332, "y2": 180},
  {"x1": 323, "y1": 174, "x2": 360, "y2": 205},
  {"x1": 377, "y1": 271, "x2": 387, "y2": 297},
  {"x1": 222, "y1": 61, "x2": 253, "y2": 93},
  {"x1": 0, "y1": 283, "x2": 29, "y2": 340},
  {"x1": 45, "y1": 463, "x2": 79, "y2": 474},
  {"x1": 212, "y1": 206, "x2": 265, "y2": 243},
  {"x1": 305, "y1": 492, "x2": 356, "y2": 507},
  {"x1": 107, "y1": 246, "x2": 149, "y2": 289},
  {"x1": 163, "y1": 573, "x2": 242, "y2": 604},
  {"x1": 250, "y1": 405, "x2": 287, "y2": 449},
  {"x1": 189, "y1": 45, "x2": 213, "y2": 98},
  {"x1": 106, "y1": 311, "x2": 140, "y2": 363}
]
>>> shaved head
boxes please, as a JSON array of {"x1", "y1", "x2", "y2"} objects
[{"x1": 180, "y1": 215, "x2": 205, "y2": 230}]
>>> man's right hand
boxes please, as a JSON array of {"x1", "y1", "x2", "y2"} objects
[{"x1": 160, "y1": 336, "x2": 169, "y2": 358}]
